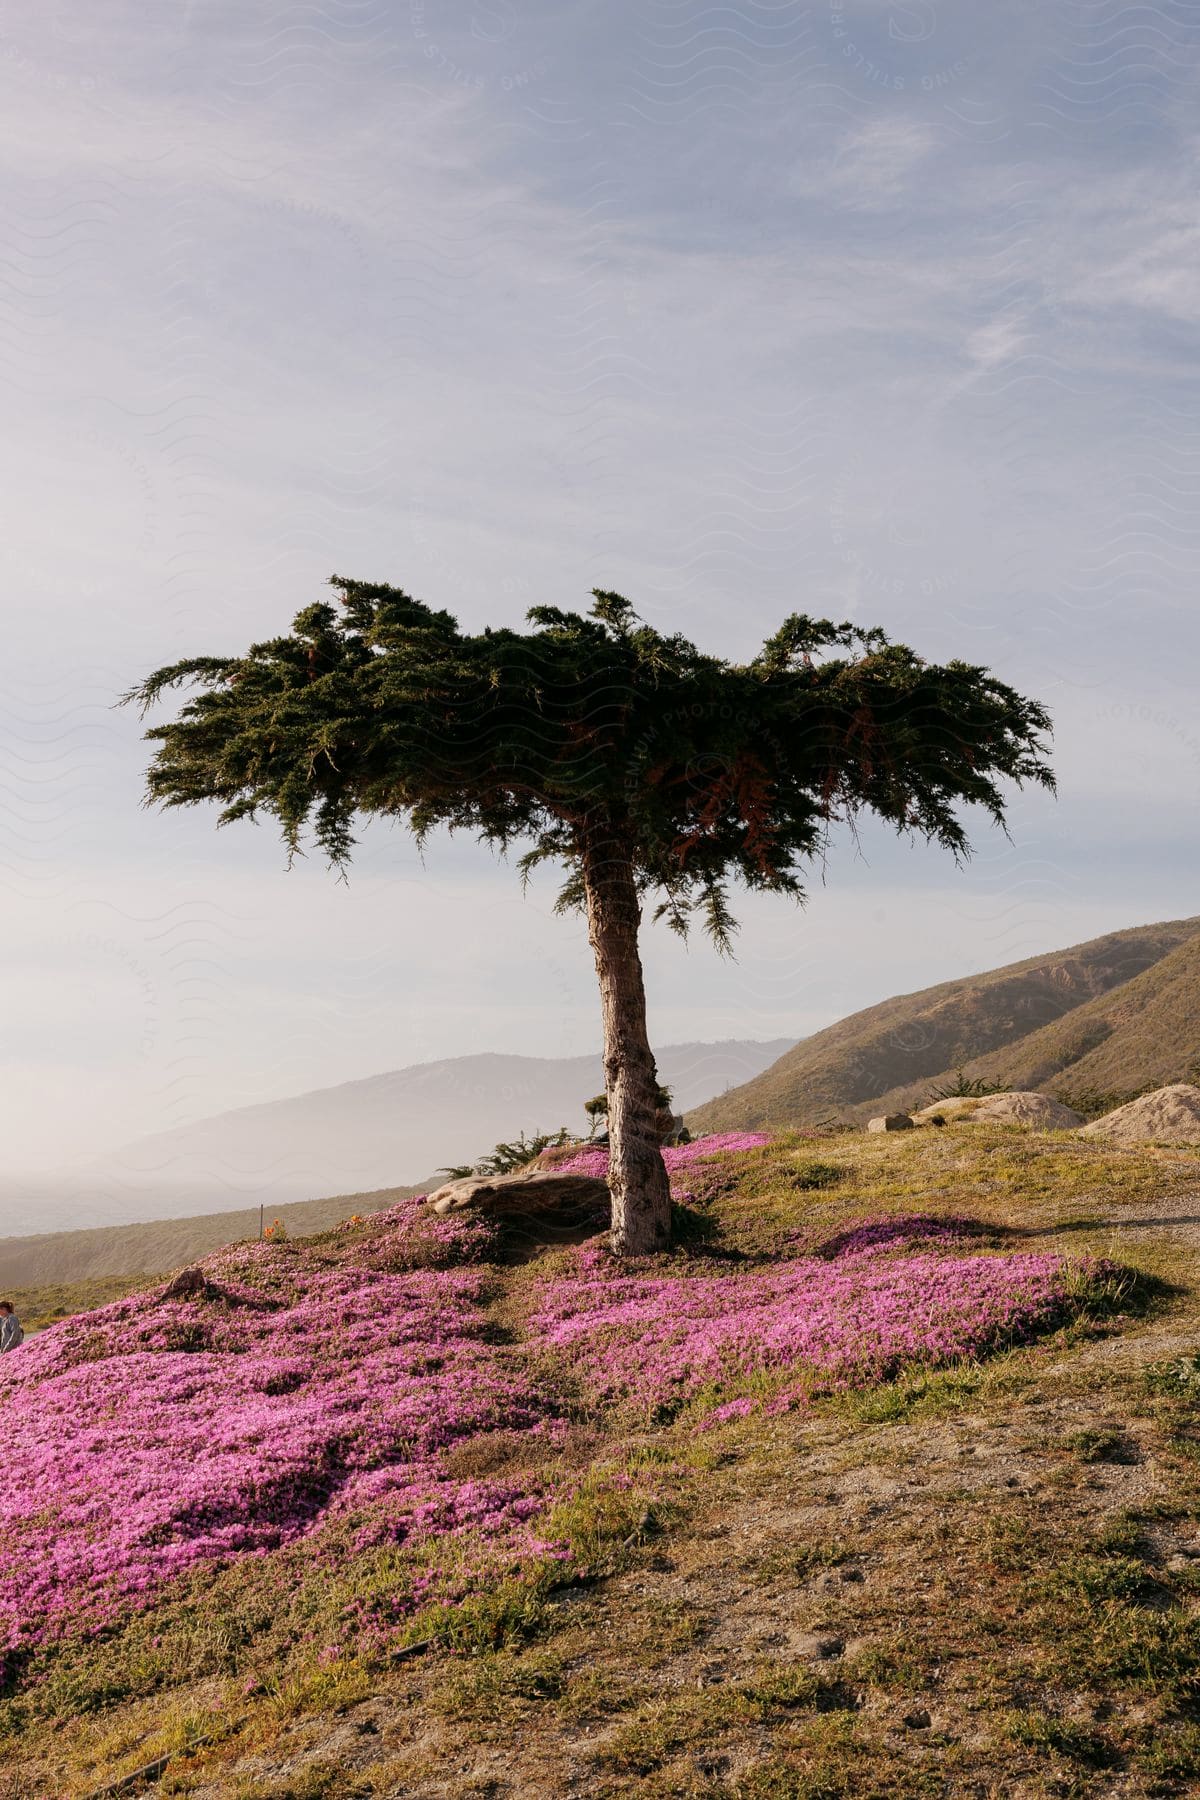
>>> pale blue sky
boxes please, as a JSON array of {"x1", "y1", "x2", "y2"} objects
[{"x1": 2, "y1": 1, "x2": 1198, "y2": 1170}]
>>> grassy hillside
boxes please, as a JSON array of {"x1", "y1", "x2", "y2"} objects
[
  {"x1": 0, "y1": 1180, "x2": 429, "y2": 1292},
  {"x1": 688, "y1": 916, "x2": 1200, "y2": 1133},
  {"x1": 4, "y1": 1126, "x2": 1200, "y2": 1797},
  {"x1": 914, "y1": 929, "x2": 1200, "y2": 1115}
]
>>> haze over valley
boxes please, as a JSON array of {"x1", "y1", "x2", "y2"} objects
[{"x1": 0, "y1": 1038, "x2": 793, "y2": 1237}]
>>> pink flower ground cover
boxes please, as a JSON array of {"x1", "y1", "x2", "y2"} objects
[
  {"x1": 0, "y1": 1167, "x2": 1110, "y2": 1676},
  {"x1": 531, "y1": 1215, "x2": 1091, "y2": 1417},
  {"x1": 554, "y1": 1131, "x2": 772, "y2": 1184},
  {"x1": 0, "y1": 1201, "x2": 549, "y2": 1661}
]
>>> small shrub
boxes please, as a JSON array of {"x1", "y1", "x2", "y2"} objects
[
  {"x1": 1065, "y1": 1427, "x2": 1133, "y2": 1465},
  {"x1": 441, "y1": 1128, "x2": 575, "y2": 1180},
  {"x1": 430, "y1": 1649, "x2": 565, "y2": 1721},
  {"x1": 1147, "y1": 1353, "x2": 1200, "y2": 1396},
  {"x1": 1007, "y1": 1709, "x2": 1117, "y2": 1767},
  {"x1": 1092, "y1": 1513, "x2": 1148, "y2": 1557},
  {"x1": 1055, "y1": 1081, "x2": 1161, "y2": 1121},
  {"x1": 925, "y1": 1070, "x2": 1010, "y2": 1102},
  {"x1": 1058, "y1": 1553, "x2": 1156, "y2": 1604},
  {"x1": 230, "y1": 1766, "x2": 368, "y2": 1800},
  {"x1": 669, "y1": 1200, "x2": 720, "y2": 1246},
  {"x1": 790, "y1": 1160, "x2": 842, "y2": 1192},
  {"x1": 1143, "y1": 1721, "x2": 1200, "y2": 1778},
  {"x1": 1083, "y1": 1606, "x2": 1200, "y2": 1703}
]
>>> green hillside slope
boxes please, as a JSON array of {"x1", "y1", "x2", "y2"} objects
[
  {"x1": 687, "y1": 917, "x2": 1200, "y2": 1132},
  {"x1": 0, "y1": 1179, "x2": 430, "y2": 1290}
]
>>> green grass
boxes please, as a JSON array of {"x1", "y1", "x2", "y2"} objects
[
  {"x1": 1006, "y1": 1709, "x2": 1119, "y2": 1768},
  {"x1": 7, "y1": 1270, "x2": 161, "y2": 1334}
]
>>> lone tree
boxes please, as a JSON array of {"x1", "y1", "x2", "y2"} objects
[{"x1": 125, "y1": 582, "x2": 1053, "y2": 1254}]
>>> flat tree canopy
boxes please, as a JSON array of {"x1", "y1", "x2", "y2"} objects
[{"x1": 126, "y1": 581, "x2": 1054, "y2": 1252}]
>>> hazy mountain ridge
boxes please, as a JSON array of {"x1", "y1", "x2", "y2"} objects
[
  {"x1": 0, "y1": 1038, "x2": 793, "y2": 1283},
  {"x1": 0, "y1": 1039, "x2": 795, "y2": 1243},
  {"x1": 687, "y1": 918, "x2": 1200, "y2": 1133},
  {"x1": 102, "y1": 1038, "x2": 794, "y2": 1189}
]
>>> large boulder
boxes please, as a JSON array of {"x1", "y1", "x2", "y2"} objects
[
  {"x1": 1080, "y1": 1083, "x2": 1200, "y2": 1146},
  {"x1": 911, "y1": 1091, "x2": 1083, "y2": 1130},
  {"x1": 867, "y1": 1113, "x2": 915, "y2": 1133},
  {"x1": 426, "y1": 1169, "x2": 610, "y2": 1219},
  {"x1": 160, "y1": 1266, "x2": 214, "y2": 1301}
]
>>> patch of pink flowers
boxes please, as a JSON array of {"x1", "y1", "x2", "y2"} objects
[
  {"x1": 554, "y1": 1131, "x2": 771, "y2": 1183},
  {"x1": 0, "y1": 1182, "x2": 1109, "y2": 1672},
  {"x1": 809, "y1": 1214, "x2": 983, "y2": 1260},
  {"x1": 530, "y1": 1215, "x2": 1092, "y2": 1416},
  {"x1": 329, "y1": 1193, "x2": 501, "y2": 1268},
  {"x1": 0, "y1": 1233, "x2": 549, "y2": 1660}
]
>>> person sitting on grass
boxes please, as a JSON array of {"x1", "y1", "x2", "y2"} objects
[{"x1": 0, "y1": 1302, "x2": 23, "y2": 1351}]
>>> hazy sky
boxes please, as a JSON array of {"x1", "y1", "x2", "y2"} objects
[{"x1": 2, "y1": 1, "x2": 1198, "y2": 1172}]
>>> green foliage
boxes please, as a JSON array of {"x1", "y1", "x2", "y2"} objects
[
  {"x1": 125, "y1": 583, "x2": 1054, "y2": 954},
  {"x1": 225, "y1": 1765, "x2": 368, "y2": 1800},
  {"x1": 1146, "y1": 1352, "x2": 1200, "y2": 1396},
  {"x1": 440, "y1": 1128, "x2": 574, "y2": 1181},
  {"x1": 1143, "y1": 1723, "x2": 1200, "y2": 1778},
  {"x1": 475, "y1": 1129, "x2": 573, "y2": 1176},
  {"x1": 1058, "y1": 1059, "x2": 1200, "y2": 1123},
  {"x1": 1053, "y1": 1082, "x2": 1158, "y2": 1120},
  {"x1": 1064, "y1": 1427, "x2": 1130, "y2": 1465},
  {"x1": 790, "y1": 1159, "x2": 842, "y2": 1190},
  {"x1": 584, "y1": 1085, "x2": 673, "y2": 1132},
  {"x1": 583, "y1": 1093, "x2": 608, "y2": 1138},
  {"x1": 668, "y1": 1201, "x2": 720, "y2": 1247},
  {"x1": 925, "y1": 1070, "x2": 1010, "y2": 1102},
  {"x1": 1006, "y1": 1709, "x2": 1117, "y2": 1767},
  {"x1": 9, "y1": 1272, "x2": 157, "y2": 1335}
]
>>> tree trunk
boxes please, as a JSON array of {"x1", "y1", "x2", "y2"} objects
[{"x1": 579, "y1": 823, "x2": 672, "y2": 1254}]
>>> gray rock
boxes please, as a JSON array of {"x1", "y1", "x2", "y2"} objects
[
  {"x1": 867, "y1": 1113, "x2": 915, "y2": 1133},
  {"x1": 426, "y1": 1169, "x2": 610, "y2": 1218}
]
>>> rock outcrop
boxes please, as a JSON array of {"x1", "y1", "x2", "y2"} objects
[
  {"x1": 912, "y1": 1092, "x2": 1083, "y2": 1130},
  {"x1": 160, "y1": 1266, "x2": 217, "y2": 1302},
  {"x1": 1080, "y1": 1083, "x2": 1200, "y2": 1146},
  {"x1": 426, "y1": 1169, "x2": 610, "y2": 1219}
]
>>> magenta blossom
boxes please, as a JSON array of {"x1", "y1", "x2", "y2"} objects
[
  {"x1": 0, "y1": 1187, "x2": 1109, "y2": 1671},
  {"x1": 555, "y1": 1131, "x2": 772, "y2": 1184},
  {"x1": 530, "y1": 1219, "x2": 1093, "y2": 1416}
]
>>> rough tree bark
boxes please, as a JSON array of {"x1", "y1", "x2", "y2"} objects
[{"x1": 579, "y1": 820, "x2": 672, "y2": 1254}]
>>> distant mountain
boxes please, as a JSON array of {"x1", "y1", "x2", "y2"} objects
[
  {"x1": 2, "y1": 1039, "x2": 794, "y2": 1239},
  {"x1": 687, "y1": 918, "x2": 1200, "y2": 1133}
]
